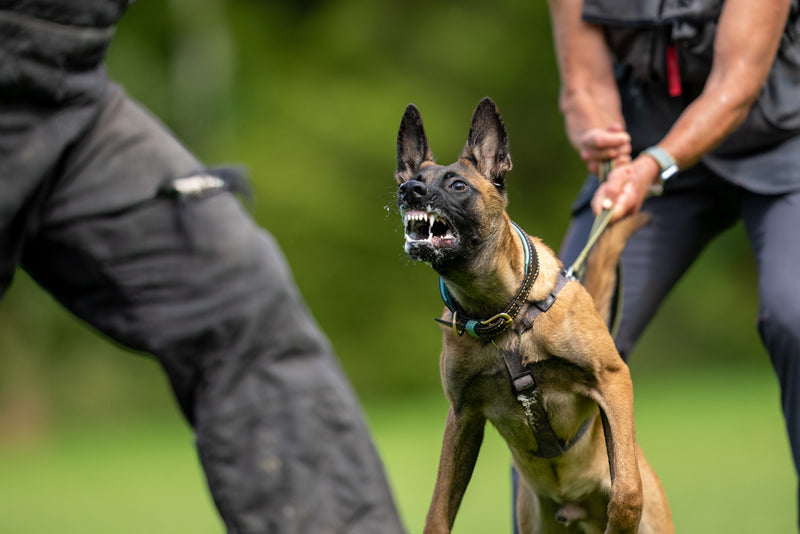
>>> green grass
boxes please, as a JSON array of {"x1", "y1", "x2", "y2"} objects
[
  {"x1": 631, "y1": 366, "x2": 796, "y2": 533},
  {"x1": 0, "y1": 418, "x2": 223, "y2": 533},
  {"x1": 0, "y1": 366, "x2": 794, "y2": 533}
]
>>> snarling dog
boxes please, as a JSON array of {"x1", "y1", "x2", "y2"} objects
[{"x1": 394, "y1": 98, "x2": 672, "y2": 533}]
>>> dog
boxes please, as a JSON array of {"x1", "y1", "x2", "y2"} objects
[{"x1": 394, "y1": 97, "x2": 672, "y2": 533}]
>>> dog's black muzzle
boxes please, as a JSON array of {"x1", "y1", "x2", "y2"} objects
[
  {"x1": 398, "y1": 179, "x2": 429, "y2": 208},
  {"x1": 397, "y1": 180, "x2": 460, "y2": 264}
]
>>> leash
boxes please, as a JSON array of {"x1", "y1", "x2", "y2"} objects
[{"x1": 564, "y1": 160, "x2": 614, "y2": 281}]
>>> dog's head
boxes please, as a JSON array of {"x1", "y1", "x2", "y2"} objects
[{"x1": 395, "y1": 97, "x2": 513, "y2": 273}]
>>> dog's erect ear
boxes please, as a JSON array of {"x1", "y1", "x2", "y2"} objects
[
  {"x1": 461, "y1": 97, "x2": 512, "y2": 189},
  {"x1": 395, "y1": 104, "x2": 434, "y2": 184}
]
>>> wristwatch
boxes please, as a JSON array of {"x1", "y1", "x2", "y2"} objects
[{"x1": 641, "y1": 145, "x2": 679, "y2": 196}]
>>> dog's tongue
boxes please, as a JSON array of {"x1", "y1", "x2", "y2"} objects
[{"x1": 432, "y1": 234, "x2": 456, "y2": 248}]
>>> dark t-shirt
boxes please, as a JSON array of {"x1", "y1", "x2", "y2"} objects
[{"x1": 583, "y1": 0, "x2": 800, "y2": 193}]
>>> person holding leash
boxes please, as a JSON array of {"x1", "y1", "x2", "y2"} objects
[
  {"x1": 546, "y1": 0, "x2": 800, "y2": 527},
  {"x1": 0, "y1": 1, "x2": 404, "y2": 532}
]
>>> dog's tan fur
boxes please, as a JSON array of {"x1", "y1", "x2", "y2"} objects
[{"x1": 395, "y1": 98, "x2": 672, "y2": 533}]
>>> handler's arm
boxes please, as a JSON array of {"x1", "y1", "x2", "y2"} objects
[
  {"x1": 547, "y1": 0, "x2": 631, "y2": 174},
  {"x1": 594, "y1": 0, "x2": 793, "y2": 218}
]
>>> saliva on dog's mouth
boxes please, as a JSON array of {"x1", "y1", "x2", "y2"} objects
[{"x1": 401, "y1": 207, "x2": 459, "y2": 262}]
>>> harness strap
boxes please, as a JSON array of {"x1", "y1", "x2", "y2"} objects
[
  {"x1": 514, "y1": 272, "x2": 570, "y2": 335},
  {"x1": 501, "y1": 270, "x2": 593, "y2": 458},
  {"x1": 501, "y1": 345, "x2": 593, "y2": 459}
]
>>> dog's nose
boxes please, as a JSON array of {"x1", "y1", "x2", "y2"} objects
[{"x1": 399, "y1": 180, "x2": 428, "y2": 202}]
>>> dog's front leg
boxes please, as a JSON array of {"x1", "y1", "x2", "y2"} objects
[
  {"x1": 424, "y1": 406, "x2": 486, "y2": 534},
  {"x1": 591, "y1": 362, "x2": 643, "y2": 534}
]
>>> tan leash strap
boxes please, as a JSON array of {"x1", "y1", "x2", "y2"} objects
[{"x1": 565, "y1": 161, "x2": 614, "y2": 281}]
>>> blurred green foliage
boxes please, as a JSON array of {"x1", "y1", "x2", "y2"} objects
[{"x1": 0, "y1": 0, "x2": 768, "y2": 430}]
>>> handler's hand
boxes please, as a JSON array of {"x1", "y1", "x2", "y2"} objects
[
  {"x1": 590, "y1": 155, "x2": 660, "y2": 221},
  {"x1": 576, "y1": 123, "x2": 632, "y2": 174}
]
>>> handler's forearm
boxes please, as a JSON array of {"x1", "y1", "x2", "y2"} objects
[
  {"x1": 656, "y1": 81, "x2": 755, "y2": 171},
  {"x1": 652, "y1": 0, "x2": 791, "y2": 170},
  {"x1": 547, "y1": 0, "x2": 624, "y2": 149}
]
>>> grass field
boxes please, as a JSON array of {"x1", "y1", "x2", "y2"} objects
[{"x1": 0, "y1": 365, "x2": 794, "y2": 533}]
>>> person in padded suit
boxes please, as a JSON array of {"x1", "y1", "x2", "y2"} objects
[{"x1": 0, "y1": 1, "x2": 404, "y2": 532}]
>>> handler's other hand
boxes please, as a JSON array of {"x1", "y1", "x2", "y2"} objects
[
  {"x1": 591, "y1": 155, "x2": 660, "y2": 222},
  {"x1": 577, "y1": 124, "x2": 632, "y2": 174}
]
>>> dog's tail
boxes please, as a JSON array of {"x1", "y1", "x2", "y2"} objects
[{"x1": 581, "y1": 213, "x2": 649, "y2": 327}]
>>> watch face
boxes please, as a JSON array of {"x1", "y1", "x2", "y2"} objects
[
  {"x1": 661, "y1": 164, "x2": 679, "y2": 181},
  {"x1": 643, "y1": 146, "x2": 678, "y2": 180}
]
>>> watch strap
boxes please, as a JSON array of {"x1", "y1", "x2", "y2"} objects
[{"x1": 642, "y1": 145, "x2": 678, "y2": 195}]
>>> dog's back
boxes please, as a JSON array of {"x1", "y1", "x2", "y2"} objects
[{"x1": 582, "y1": 213, "x2": 649, "y2": 326}]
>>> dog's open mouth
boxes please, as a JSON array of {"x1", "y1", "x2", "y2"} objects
[{"x1": 403, "y1": 209, "x2": 458, "y2": 252}]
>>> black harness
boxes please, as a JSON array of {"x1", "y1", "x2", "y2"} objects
[{"x1": 437, "y1": 222, "x2": 592, "y2": 458}]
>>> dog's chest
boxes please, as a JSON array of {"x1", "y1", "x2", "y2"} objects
[
  {"x1": 444, "y1": 341, "x2": 595, "y2": 451},
  {"x1": 488, "y1": 370, "x2": 592, "y2": 452}
]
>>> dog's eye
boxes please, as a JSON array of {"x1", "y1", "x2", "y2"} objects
[{"x1": 450, "y1": 180, "x2": 467, "y2": 192}]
